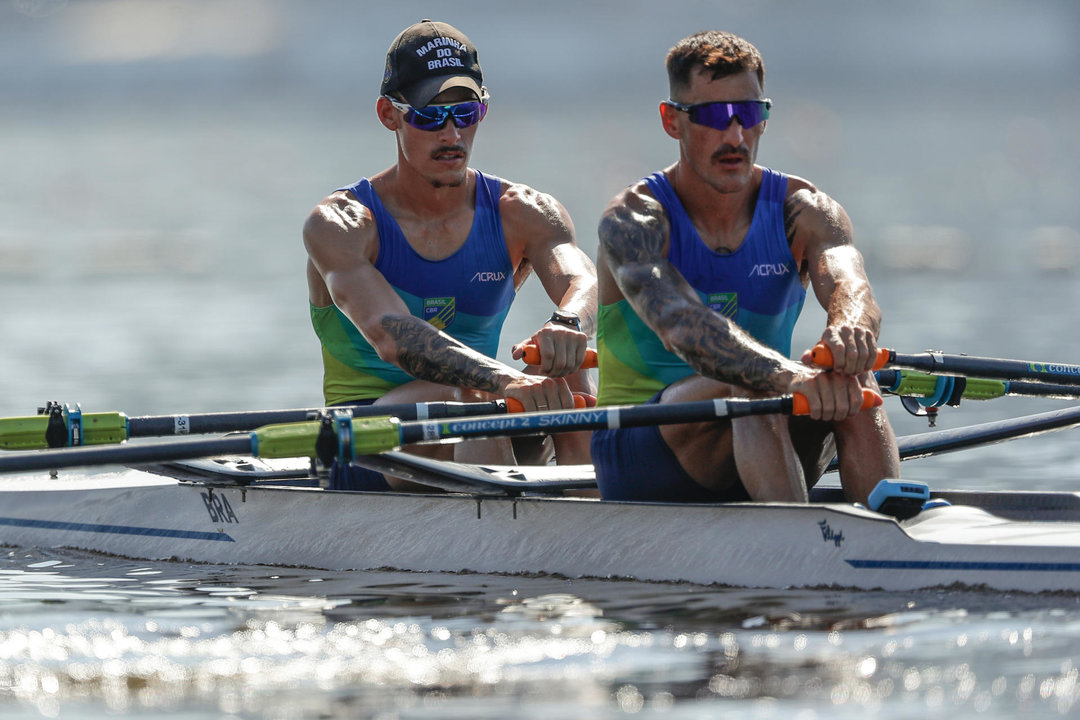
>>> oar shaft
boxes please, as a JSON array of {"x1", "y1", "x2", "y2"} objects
[
  {"x1": 127, "y1": 400, "x2": 505, "y2": 437},
  {"x1": 812, "y1": 343, "x2": 1080, "y2": 386},
  {"x1": 0, "y1": 400, "x2": 506, "y2": 451},
  {"x1": 394, "y1": 390, "x2": 876, "y2": 446},
  {"x1": 0, "y1": 436, "x2": 255, "y2": 474},
  {"x1": 824, "y1": 404, "x2": 1080, "y2": 472},
  {"x1": 397, "y1": 396, "x2": 795, "y2": 445},
  {"x1": 0, "y1": 391, "x2": 879, "y2": 474},
  {"x1": 889, "y1": 352, "x2": 1080, "y2": 386},
  {"x1": 894, "y1": 405, "x2": 1080, "y2": 460}
]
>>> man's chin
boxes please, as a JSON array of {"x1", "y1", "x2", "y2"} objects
[
  {"x1": 706, "y1": 167, "x2": 753, "y2": 194},
  {"x1": 430, "y1": 171, "x2": 467, "y2": 189}
]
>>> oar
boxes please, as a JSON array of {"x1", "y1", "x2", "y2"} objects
[
  {"x1": 0, "y1": 389, "x2": 880, "y2": 474},
  {"x1": 811, "y1": 344, "x2": 1080, "y2": 386},
  {"x1": 877, "y1": 369, "x2": 1080, "y2": 402},
  {"x1": 0, "y1": 399, "x2": 507, "y2": 451},
  {"x1": 149, "y1": 403, "x2": 1080, "y2": 495},
  {"x1": 825, "y1": 403, "x2": 1080, "y2": 472},
  {"x1": 381, "y1": 402, "x2": 1080, "y2": 491}
]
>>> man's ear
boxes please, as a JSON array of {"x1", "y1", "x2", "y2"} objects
[
  {"x1": 377, "y1": 96, "x2": 400, "y2": 131},
  {"x1": 659, "y1": 102, "x2": 681, "y2": 140}
]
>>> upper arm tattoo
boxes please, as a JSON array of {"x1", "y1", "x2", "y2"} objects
[
  {"x1": 599, "y1": 201, "x2": 663, "y2": 263},
  {"x1": 783, "y1": 193, "x2": 807, "y2": 250},
  {"x1": 599, "y1": 197, "x2": 694, "y2": 333}
]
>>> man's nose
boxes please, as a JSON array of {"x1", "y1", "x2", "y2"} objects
[
  {"x1": 437, "y1": 119, "x2": 462, "y2": 141},
  {"x1": 718, "y1": 117, "x2": 746, "y2": 142}
]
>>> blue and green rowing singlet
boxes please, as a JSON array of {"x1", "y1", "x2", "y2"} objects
[
  {"x1": 311, "y1": 171, "x2": 514, "y2": 405},
  {"x1": 596, "y1": 168, "x2": 806, "y2": 406}
]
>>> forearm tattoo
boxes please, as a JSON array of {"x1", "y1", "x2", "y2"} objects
[
  {"x1": 381, "y1": 315, "x2": 506, "y2": 393},
  {"x1": 600, "y1": 199, "x2": 790, "y2": 393}
]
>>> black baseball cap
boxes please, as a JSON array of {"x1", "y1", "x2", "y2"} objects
[{"x1": 380, "y1": 20, "x2": 484, "y2": 108}]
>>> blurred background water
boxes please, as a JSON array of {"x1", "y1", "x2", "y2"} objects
[{"x1": 2, "y1": 1, "x2": 1080, "y2": 717}]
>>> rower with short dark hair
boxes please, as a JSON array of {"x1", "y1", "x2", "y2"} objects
[
  {"x1": 592, "y1": 30, "x2": 899, "y2": 504},
  {"x1": 304, "y1": 20, "x2": 597, "y2": 491}
]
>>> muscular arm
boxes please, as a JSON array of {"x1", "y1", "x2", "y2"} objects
[
  {"x1": 503, "y1": 184, "x2": 598, "y2": 375},
  {"x1": 599, "y1": 186, "x2": 804, "y2": 394},
  {"x1": 303, "y1": 192, "x2": 525, "y2": 395},
  {"x1": 785, "y1": 183, "x2": 883, "y2": 374}
]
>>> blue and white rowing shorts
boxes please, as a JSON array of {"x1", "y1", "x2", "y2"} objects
[
  {"x1": 328, "y1": 399, "x2": 393, "y2": 492},
  {"x1": 591, "y1": 390, "x2": 750, "y2": 503}
]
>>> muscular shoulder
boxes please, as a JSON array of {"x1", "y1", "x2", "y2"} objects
[
  {"x1": 598, "y1": 180, "x2": 669, "y2": 265},
  {"x1": 782, "y1": 175, "x2": 854, "y2": 258},
  {"x1": 302, "y1": 190, "x2": 377, "y2": 258},
  {"x1": 497, "y1": 180, "x2": 574, "y2": 243}
]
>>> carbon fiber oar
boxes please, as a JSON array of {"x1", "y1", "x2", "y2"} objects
[
  {"x1": 0, "y1": 400, "x2": 507, "y2": 451},
  {"x1": 877, "y1": 369, "x2": 1080, "y2": 402},
  {"x1": 812, "y1": 344, "x2": 1080, "y2": 386},
  {"x1": 0, "y1": 390, "x2": 879, "y2": 474},
  {"x1": 825, "y1": 404, "x2": 1080, "y2": 472}
]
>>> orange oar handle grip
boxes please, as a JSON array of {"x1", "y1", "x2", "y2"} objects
[
  {"x1": 522, "y1": 344, "x2": 599, "y2": 369},
  {"x1": 791, "y1": 388, "x2": 883, "y2": 416},
  {"x1": 810, "y1": 344, "x2": 890, "y2": 371},
  {"x1": 506, "y1": 394, "x2": 590, "y2": 414}
]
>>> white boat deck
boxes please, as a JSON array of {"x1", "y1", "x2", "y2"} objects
[{"x1": 904, "y1": 504, "x2": 1080, "y2": 546}]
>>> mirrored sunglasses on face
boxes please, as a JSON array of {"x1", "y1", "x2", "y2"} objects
[
  {"x1": 384, "y1": 91, "x2": 490, "y2": 131},
  {"x1": 664, "y1": 99, "x2": 771, "y2": 130}
]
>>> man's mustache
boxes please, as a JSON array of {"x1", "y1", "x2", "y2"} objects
[{"x1": 712, "y1": 144, "x2": 750, "y2": 161}]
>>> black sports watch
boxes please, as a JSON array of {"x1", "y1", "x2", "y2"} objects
[{"x1": 548, "y1": 310, "x2": 581, "y2": 331}]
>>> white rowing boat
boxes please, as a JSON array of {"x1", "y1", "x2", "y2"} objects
[
  {"x1": 4, "y1": 379, "x2": 1080, "y2": 593},
  {"x1": 4, "y1": 450, "x2": 1080, "y2": 593}
]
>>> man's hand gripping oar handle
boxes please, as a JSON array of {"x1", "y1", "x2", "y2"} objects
[
  {"x1": 507, "y1": 389, "x2": 879, "y2": 417},
  {"x1": 810, "y1": 344, "x2": 891, "y2": 371},
  {"x1": 511, "y1": 343, "x2": 597, "y2": 412},
  {"x1": 791, "y1": 388, "x2": 883, "y2": 416},
  {"x1": 521, "y1": 345, "x2": 598, "y2": 368},
  {"x1": 504, "y1": 394, "x2": 591, "y2": 413}
]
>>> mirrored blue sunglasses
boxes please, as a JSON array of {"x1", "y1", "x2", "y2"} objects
[
  {"x1": 384, "y1": 91, "x2": 490, "y2": 131},
  {"x1": 664, "y1": 99, "x2": 771, "y2": 130}
]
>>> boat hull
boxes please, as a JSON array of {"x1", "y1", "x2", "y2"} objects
[{"x1": 3, "y1": 468, "x2": 1080, "y2": 592}]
